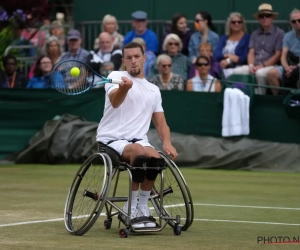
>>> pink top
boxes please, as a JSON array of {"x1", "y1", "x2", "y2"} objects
[{"x1": 21, "y1": 29, "x2": 46, "y2": 46}]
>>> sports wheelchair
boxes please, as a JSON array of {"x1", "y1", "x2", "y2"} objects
[{"x1": 64, "y1": 143, "x2": 194, "y2": 238}]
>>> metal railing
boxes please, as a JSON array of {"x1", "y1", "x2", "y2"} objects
[{"x1": 77, "y1": 19, "x2": 291, "y2": 51}]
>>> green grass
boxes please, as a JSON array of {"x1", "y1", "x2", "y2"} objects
[{"x1": 0, "y1": 165, "x2": 300, "y2": 250}]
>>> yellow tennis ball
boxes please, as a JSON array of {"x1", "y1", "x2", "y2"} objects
[{"x1": 70, "y1": 67, "x2": 80, "y2": 77}]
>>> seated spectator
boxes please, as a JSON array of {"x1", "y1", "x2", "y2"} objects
[
  {"x1": 189, "y1": 11, "x2": 219, "y2": 63},
  {"x1": 149, "y1": 33, "x2": 191, "y2": 81},
  {"x1": 94, "y1": 14, "x2": 124, "y2": 50},
  {"x1": 267, "y1": 8, "x2": 300, "y2": 95},
  {"x1": 214, "y1": 12, "x2": 250, "y2": 78},
  {"x1": 188, "y1": 42, "x2": 222, "y2": 79},
  {"x1": 28, "y1": 35, "x2": 63, "y2": 79},
  {"x1": 186, "y1": 55, "x2": 221, "y2": 92},
  {"x1": 21, "y1": 12, "x2": 46, "y2": 47},
  {"x1": 123, "y1": 11, "x2": 159, "y2": 53},
  {"x1": 226, "y1": 4, "x2": 285, "y2": 95},
  {"x1": 149, "y1": 54, "x2": 185, "y2": 91},
  {"x1": 161, "y1": 13, "x2": 193, "y2": 57},
  {"x1": 48, "y1": 21, "x2": 65, "y2": 49},
  {"x1": 91, "y1": 61, "x2": 115, "y2": 87},
  {"x1": 100, "y1": 61, "x2": 114, "y2": 77},
  {"x1": 59, "y1": 29, "x2": 89, "y2": 62},
  {"x1": 0, "y1": 55, "x2": 28, "y2": 88},
  {"x1": 86, "y1": 32, "x2": 122, "y2": 73},
  {"x1": 132, "y1": 37, "x2": 156, "y2": 77},
  {"x1": 27, "y1": 56, "x2": 53, "y2": 88}
]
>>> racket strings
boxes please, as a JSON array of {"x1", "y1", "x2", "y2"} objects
[{"x1": 52, "y1": 60, "x2": 93, "y2": 95}]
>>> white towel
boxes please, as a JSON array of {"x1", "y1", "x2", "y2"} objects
[
  {"x1": 222, "y1": 88, "x2": 250, "y2": 137},
  {"x1": 222, "y1": 88, "x2": 232, "y2": 136}
]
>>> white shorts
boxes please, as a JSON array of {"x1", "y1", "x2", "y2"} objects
[{"x1": 106, "y1": 139, "x2": 154, "y2": 156}]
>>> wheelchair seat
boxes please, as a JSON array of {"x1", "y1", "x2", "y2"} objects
[{"x1": 98, "y1": 142, "x2": 121, "y2": 167}]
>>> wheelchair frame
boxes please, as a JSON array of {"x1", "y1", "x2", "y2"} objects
[{"x1": 64, "y1": 150, "x2": 193, "y2": 238}]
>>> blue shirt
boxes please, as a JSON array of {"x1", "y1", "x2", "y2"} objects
[
  {"x1": 188, "y1": 30, "x2": 220, "y2": 61},
  {"x1": 59, "y1": 48, "x2": 90, "y2": 62},
  {"x1": 144, "y1": 50, "x2": 156, "y2": 77},
  {"x1": 27, "y1": 75, "x2": 53, "y2": 88},
  {"x1": 123, "y1": 29, "x2": 159, "y2": 53},
  {"x1": 283, "y1": 30, "x2": 300, "y2": 56}
]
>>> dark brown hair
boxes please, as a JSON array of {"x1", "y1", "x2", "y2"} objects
[
  {"x1": 122, "y1": 42, "x2": 144, "y2": 56},
  {"x1": 33, "y1": 55, "x2": 52, "y2": 77}
]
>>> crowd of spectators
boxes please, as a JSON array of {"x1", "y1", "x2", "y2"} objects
[{"x1": 0, "y1": 3, "x2": 299, "y2": 95}]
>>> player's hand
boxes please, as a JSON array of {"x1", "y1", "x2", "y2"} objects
[
  {"x1": 163, "y1": 142, "x2": 178, "y2": 160},
  {"x1": 120, "y1": 76, "x2": 133, "y2": 91},
  {"x1": 220, "y1": 59, "x2": 228, "y2": 69}
]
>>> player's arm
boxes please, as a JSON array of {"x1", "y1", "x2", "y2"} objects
[
  {"x1": 152, "y1": 112, "x2": 171, "y2": 144},
  {"x1": 108, "y1": 76, "x2": 132, "y2": 108},
  {"x1": 152, "y1": 112, "x2": 178, "y2": 159}
]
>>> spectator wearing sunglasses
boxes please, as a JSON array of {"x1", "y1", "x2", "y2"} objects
[
  {"x1": 224, "y1": 4, "x2": 284, "y2": 95},
  {"x1": 188, "y1": 42, "x2": 222, "y2": 79},
  {"x1": 267, "y1": 8, "x2": 300, "y2": 95},
  {"x1": 188, "y1": 11, "x2": 219, "y2": 63},
  {"x1": 149, "y1": 54, "x2": 185, "y2": 91},
  {"x1": 186, "y1": 56, "x2": 221, "y2": 92},
  {"x1": 160, "y1": 13, "x2": 193, "y2": 57},
  {"x1": 214, "y1": 12, "x2": 250, "y2": 78},
  {"x1": 149, "y1": 33, "x2": 191, "y2": 81}
]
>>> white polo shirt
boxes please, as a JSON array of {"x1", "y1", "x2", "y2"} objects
[{"x1": 96, "y1": 71, "x2": 164, "y2": 144}]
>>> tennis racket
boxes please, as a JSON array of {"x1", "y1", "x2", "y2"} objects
[{"x1": 51, "y1": 59, "x2": 122, "y2": 95}]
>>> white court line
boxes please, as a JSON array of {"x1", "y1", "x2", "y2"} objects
[
  {"x1": 193, "y1": 203, "x2": 300, "y2": 211},
  {"x1": 193, "y1": 219, "x2": 300, "y2": 226},
  {"x1": 0, "y1": 213, "x2": 106, "y2": 228},
  {"x1": 1, "y1": 203, "x2": 299, "y2": 228}
]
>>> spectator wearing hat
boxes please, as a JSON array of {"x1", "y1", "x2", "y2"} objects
[
  {"x1": 267, "y1": 8, "x2": 300, "y2": 94},
  {"x1": 226, "y1": 3, "x2": 285, "y2": 95},
  {"x1": 123, "y1": 11, "x2": 159, "y2": 53},
  {"x1": 59, "y1": 29, "x2": 89, "y2": 62}
]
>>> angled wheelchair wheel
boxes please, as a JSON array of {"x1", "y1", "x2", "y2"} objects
[
  {"x1": 160, "y1": 152, "x2": 194, "y2": 229},
  {"x1": 64, "y1": 153, "x2": 112, "y2": 235},
  {"x1": 151, "y1": 152, "x2": 193, "y2": 231}
]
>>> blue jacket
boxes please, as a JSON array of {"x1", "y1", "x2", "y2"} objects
[
  {"x1": 213, "y1": 33, "x2": 250, "y2": 65},
  {"x1": 123, "y1": 29, "x2": 159, "y2": 53},
  {"x1": 27, "y1": 75, "x2": 53, "y2": 89}
]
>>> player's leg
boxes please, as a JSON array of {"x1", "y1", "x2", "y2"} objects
[
  {"x1": 108, "y1": 141, "x2": 146, "y2": 228},
  {"x1": 136, "y1": 146, "x2": 162, "y2": 227}
]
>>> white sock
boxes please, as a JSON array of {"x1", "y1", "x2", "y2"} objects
[
  {"x1": 129, "y1": 190, "x2": 138, "y2": 209},
  {"x1": 137, "y1": 190, "x2": 151, "y2": 208}
]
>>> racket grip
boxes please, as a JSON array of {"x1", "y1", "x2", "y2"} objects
[{"x1": 110, "y1": 79, "x2": 122, "y2": 84}]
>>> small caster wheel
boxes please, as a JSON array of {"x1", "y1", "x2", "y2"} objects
[
  {"x1": 174, "y1": 225, "x2": 181, "y2": 236},
  {"x1": 119, "y1": 228, "x2": 129, "y2": 238},
  {"x1": 104, "y1": 219, "x2": 112, "y2": 229}
]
